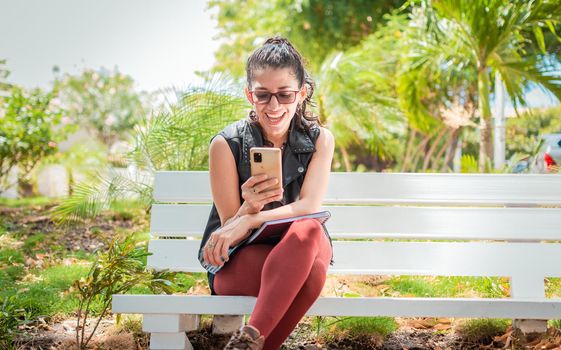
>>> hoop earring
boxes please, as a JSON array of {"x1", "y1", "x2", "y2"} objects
[{"x1": 249, "y1": 110, "x2": 258, "y2": 122}]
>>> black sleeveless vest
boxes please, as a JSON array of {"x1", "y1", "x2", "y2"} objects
[{"x1": 199, "y1": 117, "x2": 330, "y2": 294}]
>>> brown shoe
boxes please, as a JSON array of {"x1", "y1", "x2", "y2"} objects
[{"x1": 224, "y1": 325, "x2": 264, "y2": 350}]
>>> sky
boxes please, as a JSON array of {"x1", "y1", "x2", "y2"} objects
[
  {"x1": 0, "y1": 0, "x2": 220, "y2": 92},
  {"x1": 0, "y1": 0, "x2": 558, "y2": 113}
]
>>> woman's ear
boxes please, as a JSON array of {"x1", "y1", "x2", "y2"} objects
[
  {"x1": 244, "y1": 87, "x2": 254, "y2": 105},
  {"x1": 298, "y1": 84, "x2": 308, "y2": 102}
]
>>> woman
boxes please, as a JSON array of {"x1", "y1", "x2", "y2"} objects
[{"x1": 200, "y1": 36, "x2": 334, "y2": 350}]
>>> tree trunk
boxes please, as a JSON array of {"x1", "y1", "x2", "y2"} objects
[
  {"x1": 478, "y1": 67, "x2": 493, "y2": 172},
  {"x1": 410, "y1": 133, "x2": 433, "y2": 172},
  {"x1": 442, "y1": 129, "x2": 461, "y2": 172},
  {"x1": 401, "y1": 127, "x2": 417, "y2": 172},
  {"x1": 432, "y1": 130, "x2": 454, "y2": 171},
  {"x1": 340, "y1": 146, "x2": 352, "y2": 172},
  {"x1": 422, "y1": 126, "x2": 447, "y2": 172}
]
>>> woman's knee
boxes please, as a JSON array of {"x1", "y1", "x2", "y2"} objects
[{"x1": 285, "y1": 218, "x2": 324, "y2": 244}]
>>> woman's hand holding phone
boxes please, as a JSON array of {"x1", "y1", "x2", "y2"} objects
[{"x1": 240, "y1": 174, "x2": 284, "y2": 214}]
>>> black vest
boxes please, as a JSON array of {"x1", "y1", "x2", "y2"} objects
[{"x1": 200, "y1": 117, "x2": 328, "y2": 294}]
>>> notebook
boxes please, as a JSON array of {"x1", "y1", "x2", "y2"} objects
[{"x1": 200, "y1": 211, "x2": 331, "y2": 274}]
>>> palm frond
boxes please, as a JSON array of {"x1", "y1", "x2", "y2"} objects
[
  {"x1": 54, "y1": 74, "x2": 247, "y2": 223},
  {"x1": 52, "y1": 168, "x2": 153, "y2": 224}
]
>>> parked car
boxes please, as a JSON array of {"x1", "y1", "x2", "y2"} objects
[{"x1": 536, "y1": 133, "x2": 561, "y2": 173}]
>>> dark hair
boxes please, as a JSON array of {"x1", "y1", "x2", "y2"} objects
[{"x1": 246, "y1": 36, "x2": 320, "y2": 130}]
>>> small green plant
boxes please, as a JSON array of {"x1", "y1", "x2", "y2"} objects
[
  {"x1": 73, "y1": 235, "x2": 176, "y2": 349},
  {"x1": 455, "y1": 318, "x2": 510, "y2": 343},
  {"x1": 0, "y1": 295, "x2": 26, "y2": 349}
]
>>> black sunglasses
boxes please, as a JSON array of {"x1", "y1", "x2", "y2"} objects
[{"x1": 250, "y1": 90, "x2": 300, "y2": 105}]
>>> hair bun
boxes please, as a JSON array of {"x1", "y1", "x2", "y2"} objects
[{"x1": 264, "y1": 36, "x2": 289, "y2": 45}]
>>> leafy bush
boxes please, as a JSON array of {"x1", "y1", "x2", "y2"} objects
[
  {"x1": 506, "y1": 106, "x2": 561, "y2": 158},
  {"x1": 54, "y1": 68, "x2": 150, "y2": 147},
  {"x1": 0, "y1": 86, "x2": 68, "y2": 195}
]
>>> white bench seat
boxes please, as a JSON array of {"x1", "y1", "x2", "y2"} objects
[
  {"x1": 113, "y1": 171, "x2": 561, "y2": 350},
  {"x1": 113, "y1": 295, "x2": 561, "y2": 319}
]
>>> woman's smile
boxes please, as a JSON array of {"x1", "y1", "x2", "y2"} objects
[{"x1": 264, "y1": 111, "x2": 287, "y2": 126}]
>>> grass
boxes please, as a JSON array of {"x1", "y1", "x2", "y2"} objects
[
  {"x1": 0, "y1": 263, "x2": 95, "y2": 319},
  {"x1": 313, "y1": 316, "x2": 398, "y2": 343},
  {"x1": 0, "y1": 196, "x2": 54, "y2": 208},
  {"x1": 386, "y1": 276, "x2": 509, "y2": 298},
  {"x1": 0, "y1": 246, "x2": 26, "y2": 289},
  {"x1": 455, "y1": 318, "x2": 510, "y2": 343},
  {"x1": 329, "y1": 317, "x2": 397, "y2": 337},
  {"x1": 0, "y1": 197, "x2": 158, "y2": 322}
]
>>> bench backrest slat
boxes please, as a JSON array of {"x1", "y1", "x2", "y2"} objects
[
  {"x1": 150, "y1": 204, "x2": 561, "y2": 241},
  {"x1": 153, "y1": 171, "x2": 561, "y2": 206},
  {"x1": 148, "y1": 170, "x2": 561, "y2": 298},
  {"x1": 148, "y1": 239, "x2": 561, "y2": 278}
]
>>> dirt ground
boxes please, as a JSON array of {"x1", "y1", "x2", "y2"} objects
[{"x1": 13, "y1": 316, "x2": 561, "y2": 350}]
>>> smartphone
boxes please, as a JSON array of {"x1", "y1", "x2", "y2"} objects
[{"x1": 250, "y1": 147, "x2": 283, "y2": 191}]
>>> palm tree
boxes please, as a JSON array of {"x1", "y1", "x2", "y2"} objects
[
  {"x1": 53, "y1": 75, "x2": 247, "y2": 223},
  {"x1": 316, "y1": 15, "x2": 408, "y2": 171},
  {"x1": 411, "y1": 0, "x2": 561, "y2": 170}
]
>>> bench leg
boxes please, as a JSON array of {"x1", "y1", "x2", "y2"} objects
[
  {"x1": 143, "y1": 314, "x2": 200, "y2": 350},
  {"x1": 512, "y1": 319, "x2": 547, "y2": 334},
  {"x1": 510, "y1": 274, "x2": 548, "y2": 337},
  {"x1": 212, "y1": 314, "x2": 244, "y2": 334},
  {"x1": 150, "y1": 332, "x2": 193, "y2": 350}
]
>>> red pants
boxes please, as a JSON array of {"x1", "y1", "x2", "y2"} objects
[{"x1": 214, "y1": 218, "x2": 332, "y2": 350}]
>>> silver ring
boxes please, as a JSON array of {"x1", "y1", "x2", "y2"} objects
[{"x1": 206, "y1": 241, "x2": 216, "y2": 249}]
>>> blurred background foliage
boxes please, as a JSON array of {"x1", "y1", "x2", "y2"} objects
[
  {"x1": 0, "y1": 0, "x2": 560, "y2": 214},
  {"x1": 209, "y1": 0, "x2": 561, "y2": 172}
]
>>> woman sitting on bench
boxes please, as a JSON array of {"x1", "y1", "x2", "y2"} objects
[{"x1": 200, "y1": 36, "x2": 335, "y2": 350}]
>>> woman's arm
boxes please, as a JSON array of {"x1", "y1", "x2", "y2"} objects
[
  {"x1": 204, "y1": 135, "x2": 284, "y2": 266},
  {"x1": 247, "y1": 127, "x2": 335, "y2": 228},
  {"x1": 208, "y1": 135, "x2": 241, "y2": 226}
]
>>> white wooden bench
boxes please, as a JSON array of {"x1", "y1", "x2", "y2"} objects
[{"x1": 113, "y1": 171, "x2": 561, "y2": 350}]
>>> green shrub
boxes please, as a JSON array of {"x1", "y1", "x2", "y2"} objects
[
  {"x1": 0, "y1": 86, "x2": 69, "y2": 195},
  {"x1": 506, "y1": 106, "x2": 561, "y2": 158},
  {"x1": 54, "y1": 68, "x2": 149, "y2": 147}
]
